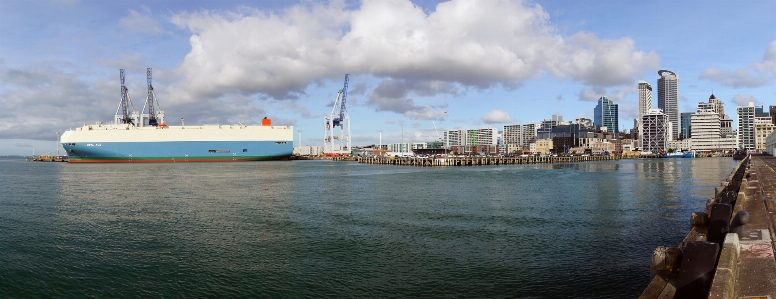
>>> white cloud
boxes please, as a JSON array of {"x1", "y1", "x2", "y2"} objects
[
  {"x1": 167, "y1": 0, "x2": 659, "y2": 115},
  {"x1": 578, "y1": 86, "x2": 634, "y2": 103},
  {"x1": 120, "y1": 6, "x2": 164, "y2": 35},
  {"x1": 699, "y1": 40, "x2": 776, "y2": 88},
  {"x1": 0, "y1": 63, "x2": 117, "y2": 139},
  {"x1": 481, "y1": 109, "x2": 515, "y2": 124},
  {"x1": 731, "y1": 94, "x2": 756, "y2": 107}
]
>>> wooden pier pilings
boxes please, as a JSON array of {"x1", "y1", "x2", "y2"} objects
[{"x1": 357, "y1": 155, "x2": 619, "y2": 166}]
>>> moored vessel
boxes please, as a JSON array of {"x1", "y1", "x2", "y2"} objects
[{"x1": 60, "y1": 68, "x2": 292, "y2": 162}]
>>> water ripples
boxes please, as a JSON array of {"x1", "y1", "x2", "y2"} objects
[{"x1": 0, "y1": 158, "x2": 737, "y2": 298}]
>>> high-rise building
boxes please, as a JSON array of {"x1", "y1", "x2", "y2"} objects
[
  {"x1": 681, "y1": 112, "x2": 693, "y2": 140},
  {"x1": 638, "y1": 80, "x2": 652, "y2": 131},
  {"x1": 756, "y1": 122, "x2": 776, "y2": 152},
  {"x1": 690, "y1": 100, "x2": 735, "y2": 152},
  {"x1": 642, "y1": 108, "x2": 669, "y2": 153},
  {"x1": 737, "y1": 102, "x2": 758, "y2": 150},
  {"x1": 769, "y1": 106, "x2": 776, "y2": 125},
  {"x1": 520, "y1": 124, "x2": 536, "y2": 149},
  {"x1": 657, "y1": 70, "x2": 679, "y2": 140},
  {"x1": 593, "y1": 96, "x2": 619, "y2": 133},
  {"x1": 708, "y1": 94, "x2": 724, "y2": 118},
  {"x1": 502, "y1": 125, "x2": 521, "y2": 146}
]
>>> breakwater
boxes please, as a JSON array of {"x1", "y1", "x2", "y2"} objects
[
  {"x1": 357, "y1": 155, "x2": 619, "y2": 166},
  {"x1": 640, "y1": 155, "x2": 751, "y2": 298}
]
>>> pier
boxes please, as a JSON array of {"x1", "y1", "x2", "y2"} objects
[
  {"x1": 357, "y1": 155, "x2": 618, "y2": 166},
  {"x1": 641, "y1": 154, "x2": 776, "y2": 298},
  {"x1": 25, "y1": 155, "x2": 68, "y2": 162}
]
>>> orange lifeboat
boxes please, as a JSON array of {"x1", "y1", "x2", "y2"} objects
[
  {"x1": 159, "y1": 122, "x2": 167, "y2": 128},
  {"x1": 262, "y1": 117, "x2": 271, "y2": 126}
]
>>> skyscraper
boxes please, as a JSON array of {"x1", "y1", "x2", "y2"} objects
[
  {"x1": 642, "y1": 108, "x2": 669, "y2": 153},
  {"x1": 657, "y1": 70, "x2": 679, "y2": 140},
  {"x1": 594, "y1": 96, "x2": 618, "y2": 133},
  {"x1": 737, "y1": 102, "x2": 757, "y2": 150},
  {"x1": 638, "y1": 80, "x2": 652, "y2": 123},
  {"x1": 681, "y1": 112, "x2": 693, "y2": 140}
]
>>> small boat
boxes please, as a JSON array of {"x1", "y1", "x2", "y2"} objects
[
  {"x1": 733, "y1": 149, "x2": 748, "y2": 160},
  {"x1": 661, "y1": 149, "x2": 694, "y2": 158}
]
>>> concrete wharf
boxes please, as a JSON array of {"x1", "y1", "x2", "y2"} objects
[
  {"x1": 357, "y1": 155, "x2": 618, "y2": 166},
  {"x1": 641, "y1": 154, "x2": 776, "y2": 298}
]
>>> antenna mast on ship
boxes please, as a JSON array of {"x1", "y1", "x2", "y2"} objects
[{"x1": 323, "y1": 74, "x2": 352, "y2": 156}]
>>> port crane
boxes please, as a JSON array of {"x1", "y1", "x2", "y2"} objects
[
  {"x1": 114, "y1": 68, "x2": 166, "y2": 127},
  {"x1": 114, "y1": 69, "x2": 136, "y2": 125},
  {"x1": 141, "y1": 68, "x2": 165, "y2": 127},
  {"x1": 323, "y1": 74, "x2": 352, "y2": 156}
]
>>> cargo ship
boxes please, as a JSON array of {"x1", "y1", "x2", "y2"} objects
[{"x1": 60, "y1": 68, "x2": 293, "y2": 163}]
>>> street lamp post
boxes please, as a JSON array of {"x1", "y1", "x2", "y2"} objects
[
  {"x1": 56, "y1": 131, "x2": 60, "y2": 157},
  {"x1": 443, "y1": 111, "x2": 448, "y2": 157}
]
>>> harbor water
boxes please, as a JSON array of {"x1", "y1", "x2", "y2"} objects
[{"x1": 0, "y1": 157, "x2": 737, "y2": 298}]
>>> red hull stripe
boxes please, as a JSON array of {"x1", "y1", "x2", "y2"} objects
[{"x1": 67, "y1": 157, "x2": 289, "y2": 163}]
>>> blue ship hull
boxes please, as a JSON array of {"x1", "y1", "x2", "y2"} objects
[{"x1": 63, "y1": 140, "x2": 292, "y2": 162}]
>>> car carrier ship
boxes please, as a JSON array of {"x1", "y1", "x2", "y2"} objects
[{"x1": 60, "y1": 69, "x2": 293, "y2": 163}]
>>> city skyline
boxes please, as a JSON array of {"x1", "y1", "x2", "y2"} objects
[{"x1": 1, "y1": 0, "x2": 775, "y2": 155}]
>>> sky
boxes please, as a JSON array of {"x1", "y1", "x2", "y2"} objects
[{"x1": 1, "y1": 0, "x2": 775, "y2": 155}]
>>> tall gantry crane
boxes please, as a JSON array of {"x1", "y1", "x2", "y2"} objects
[
  {"x1": 115, "y1": 69, "x2": 136, "y2": 125},
  {"x1": 142, "y1": 68, "x2": 164, "y2": 127},
  {"x1": 323, "y1": 74, "x2": 352, "y2": 156},
  {"x1": 146, "y1": 68, "x2": 158, "y2": 126}
]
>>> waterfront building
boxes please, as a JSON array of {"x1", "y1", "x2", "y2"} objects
[
  {"x1": 293, "y1": 145, "x2": 325, "y2": 156},
  {"x1": 506, "y1": 144, "x2": 521, "y2": 154},
  {"x1": 424, "y1": 141, "x2": 444, "y2": 149},
  {"x1": 576, "y1": 118, "x2": 593, "y2": 128},
  {"x1": 721, "y1": 117, "x2": 733, "y2": 137},
  {"x1": 537, "y1": 115, "x2": 563, "y2": 140},
  {"x1": 709, "y1": 94, "x2": 725, "y2": 118},
  {"x1": 521, "y1": 124, "x2": 537, "y2": 149},
  {"x1": 737, "y1": 102, "x2": 759, "y2": 150},
  {"x1": 766, "y1": 130, "x2": 776, "y2": 155},
  {"x1": 770, "y1": 106, "x2": 776, "y2": 125},
  {"x1": 411, "y1": 142, "x2": 429, "y2": 150},
  {"x1": 689, "y1": 95, "x2": 738, "y2": 152},
  {"x1": 681, "y1": 112, "x2": 693, "y2": 140},
  {"x1": 444, "y1": 127, "x2": 499, "y2": 154},
  {"x1": 621, "y1": 139, "x2": 636, "y2": 153},
  {"x1": 657, "y1": 70, "x2": 679, "y2": 140},
  {"x1": 444, "y1": 130, "x2": 463, "y2": 147},
  {"x1": 668, "y1": 139, "x2": 692, "y2": 151},
  {"x1": 690, "y1": 105, "x2": 721, "y2": 152},
  {"x1": 578, "y1": 138, "x2": 616, "y2": 155},
  {"x1": 642, "y1": 108, "x2": 669, "y2": 153},
  {"x1": 389, "y1": 143, "x2": 412, "y2": 153},
  {"x1": 502, "y1": 125, "x2": 521, "y2": 146},
  {"x1": 593, "y1": 96, "x2": 619, "y2": 134},
  {"x1": 756, "y1": 122, "x2": 776, "y2": 152},
  {"x1": 535, "y1": 139, "x2": 553, "y2": 155},
  {"x1": 551, "y1": 136, "x2": 575, "y2": 155}
]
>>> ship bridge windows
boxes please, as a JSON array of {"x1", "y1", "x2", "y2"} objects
[
  {"x1": 275, "y1": 142, "x2": 288, "y2": 144},
  {"x1": 208, "y1": 149, "x2": 230, "y2": 153}
]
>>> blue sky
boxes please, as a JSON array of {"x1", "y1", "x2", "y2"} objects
[{"x1": 1, "y1": 0, "x2": 775, "y2": 155}]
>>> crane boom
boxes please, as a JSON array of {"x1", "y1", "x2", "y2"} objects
[{"x1": 339, "y1": 74, "x2": 348, "y2": 121}]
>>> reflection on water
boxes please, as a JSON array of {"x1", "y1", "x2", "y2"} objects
[{"x1": 0, "y1": 157, "x2": 737, "y2": 298}]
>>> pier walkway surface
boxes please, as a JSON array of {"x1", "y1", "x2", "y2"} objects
[{"x1": 641, "y1": 154, "x2": 776, "y2": 298}]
